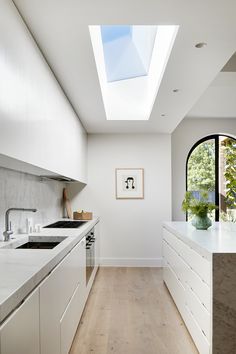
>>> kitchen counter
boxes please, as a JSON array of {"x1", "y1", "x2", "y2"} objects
[
  {"x1": 163, "y1": 221, "x2": 236, "y2": 261},
  {"x1": 0, "y1": 218, "x2": 99, "y2": 323}
]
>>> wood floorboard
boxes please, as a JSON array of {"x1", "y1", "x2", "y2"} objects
[{"x1": 70, "y1": 267, "x2": 198, "y2": 354}]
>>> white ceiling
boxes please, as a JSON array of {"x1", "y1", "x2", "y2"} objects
[
  {"x1": 187, "y1": 54, "x2": 236, "y2": 119},
  {"x1": 12, "y1": 0, "x2": 236, "y2": 133},
  {"x1": 187, "y1": 72, "x2": 236, "y2": 119}
]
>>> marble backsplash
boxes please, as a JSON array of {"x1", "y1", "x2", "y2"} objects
[{"x1": 0, "y1": 166, "x2": 65, "y2": 239}]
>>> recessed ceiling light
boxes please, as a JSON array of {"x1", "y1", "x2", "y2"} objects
[
  {"x1": 195, "y1": 42, "x2": 207, "y2": 49},
  {"x1": 173, "y1": 89, "x2": 179, "y2": 93}
]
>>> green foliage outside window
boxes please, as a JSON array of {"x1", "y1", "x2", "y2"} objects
[
  {"x1": 187, "y1": 136, "x2": 236, "y2": 222},
  {"x1": 222, "y1": 138, "x2": 236, "y2": 209},
  {"x1": 187, "y1": 141, "x2": 215, "y2": 192}
]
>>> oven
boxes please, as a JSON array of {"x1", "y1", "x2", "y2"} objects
[{"x1": 86, "y1": 228, "x2": 95, "y2": 285}]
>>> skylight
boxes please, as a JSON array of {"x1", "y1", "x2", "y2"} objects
[
  {"x1": 101, "y1": 25, "x2": 157, "y2": 82},
  {"x1": 89, "y1": 25, "x2": 179, "y2": 120}
]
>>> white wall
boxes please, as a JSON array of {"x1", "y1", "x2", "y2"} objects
[
  {"x1": 0, "y1": 0, "x2": 87, "y2": 182},
  {"x1": 69, "y1": 134, "x2": 171, "y2": 266},
  {"x1": 172, "y1": 118, "x2": 236, "y2": 221}
]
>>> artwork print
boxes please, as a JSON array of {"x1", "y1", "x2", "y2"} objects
[
  {"x1": 116, "y1": 168, "x2": 144, "y2": 199},
  {"x1": 123, "y1": 175, "x2": 136, "y2": 191}
]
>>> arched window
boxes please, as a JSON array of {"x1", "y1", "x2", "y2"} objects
[{"x1": 186, "y1": 135, "x2": 236, "y2": 221}]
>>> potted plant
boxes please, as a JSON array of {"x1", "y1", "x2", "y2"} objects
[{"x1": 182, "y1": 191, "x2": 217, "y2": 230}]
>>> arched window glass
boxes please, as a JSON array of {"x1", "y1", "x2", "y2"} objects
[{"x1": 186, "y1": 135, "x2": 236, "y2": 222}]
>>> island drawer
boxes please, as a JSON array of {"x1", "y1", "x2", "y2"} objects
[
  {"x1": 163, "y1": 263, "x2": 186, "y2": 316},
  {"x1": 163, "y1": 228, "x2": 211, "y2": 285},
  {"x1": 163, "y1": 228, "x2": 183, "y2": 255},
  {"x1": 184, "y1": 305, "x2": 210, "y2": 354},
  {"x1": 186, "y1": 265, "x2": 211, "y2": 312},
  {"x1": 185, "y1": 284, "x2": 211, "y2": 341},
  {"x1": 163, "y1": 240, "x2": 189, "y2": 288}
]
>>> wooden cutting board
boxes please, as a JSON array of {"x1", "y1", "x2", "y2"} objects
[{"x1": 63, "y1": 188, "x2": 73, "y2": 219}]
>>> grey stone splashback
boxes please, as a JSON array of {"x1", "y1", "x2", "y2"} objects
[{"x1": 0, "y1": 167, "x2": 65, "y2": 239}]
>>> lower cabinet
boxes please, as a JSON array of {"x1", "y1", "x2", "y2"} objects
[
  {"x1": 0, "y1": 289, "x2": 40, "y2": 354},
  {"x1": 60, "y1": 282, "x2": 84, "y2": 354},
  {"x1": 40, "y1": 236, "x2": 86, "y2": 354},
  {"x1": 0, "y1": 223, "x2": 100, "y2": 354}
]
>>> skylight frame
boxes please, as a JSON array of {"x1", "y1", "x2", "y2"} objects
[{"x1": 89, "y1": 25, "x2": 179, "y2": 121}]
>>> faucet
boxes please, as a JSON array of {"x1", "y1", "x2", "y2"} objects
[{"x1": 3, "y1": 208, "x2": 37, "y2": 242}]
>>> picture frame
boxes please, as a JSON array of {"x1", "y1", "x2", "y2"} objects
[{"x1": 115, "y1": 168, "x2": 144, "y2": 199}]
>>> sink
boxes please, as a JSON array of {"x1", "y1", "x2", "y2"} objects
[
  {"x1": 2, "y1": 236, "x2": 68, "y2": 250},
  {"x1": 17, "y1": 236, "x2": 67, "y2": 249},
  {"x1": 17, "y1": 241, "x2": 60, "y2": 249}
]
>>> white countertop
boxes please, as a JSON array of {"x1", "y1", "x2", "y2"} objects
[
  {"x1": 163, "y1": 221, "x2": 236, "y2": 260},
  {"x1": 0, "y1": 218, "x2": 99, "y2": 323}
]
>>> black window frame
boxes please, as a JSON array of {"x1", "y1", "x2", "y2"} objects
[{"x1": 186, "y1": 134, "x2": 235, "y2": 221}]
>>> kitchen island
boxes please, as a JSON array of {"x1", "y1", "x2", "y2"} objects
[{"x1": 163, "y1": 221, "x2": 236, "y2": 354}]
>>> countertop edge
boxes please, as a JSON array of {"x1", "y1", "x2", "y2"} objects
[{"x1": 163, "y1": 221, "x2": 212, "y2": 261}]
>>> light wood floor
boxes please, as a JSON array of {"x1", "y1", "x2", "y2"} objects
[{"x1": 70, "y1": 267, "x2": 198, "y2": 354}]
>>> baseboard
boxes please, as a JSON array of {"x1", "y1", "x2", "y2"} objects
[{"x1": 99, "y1": 257, "x2": 163, "y2": 267}]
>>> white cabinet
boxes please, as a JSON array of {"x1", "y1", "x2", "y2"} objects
[
  {"x1": 60, "y1": 283, "x2": 84, "y2": 354},
  {"x1": 40, "y1": 237, "x2": 86, "y2": 354},
  {"x1": 0, "y1": 0, "x2": 87, "y2": 182},
  {"x1": 162, "y1": 227, "x2": 211, "y2": 354},
  {"x1": 0, "y1": 223, "x2": 100, "y2": 354},
  {"x1": 0, "y1": 289, "x2": 40, "y2": 354}
]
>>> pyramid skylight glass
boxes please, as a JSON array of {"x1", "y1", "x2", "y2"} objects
[
  {"x1": 100, "y1": 25, "x2": 157, "y2": 82},
  {"x1": 89, "y1": 25, "x2": 179, "y2": 120}
]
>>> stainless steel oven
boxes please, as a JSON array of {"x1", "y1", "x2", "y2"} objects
[{"x1": 86, "y1": 228, "x2": 95, "y2": 284}]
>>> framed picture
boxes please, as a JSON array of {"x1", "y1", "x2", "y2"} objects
[{"x1": 115, "y1": 168, "x2": 144, "y2": 199}]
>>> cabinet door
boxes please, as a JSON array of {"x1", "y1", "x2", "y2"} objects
[
  {"x1": 0, "y1": 289, "x2": 40, "y2": 354},
  {"x1": 60, "y1": 283, "x2": 85, "y2": 354},
  {"x1": 40, "y1": 237, "x2": 86, "y2": 354}
]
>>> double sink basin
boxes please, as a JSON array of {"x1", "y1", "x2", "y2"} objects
[{"x1": 2, "y1": 220, "x2": 87, "y2": 250}]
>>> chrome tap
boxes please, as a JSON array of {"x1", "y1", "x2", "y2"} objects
[{"x1": 3, "y1": 208, "x2": 37, "y2": 242}]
